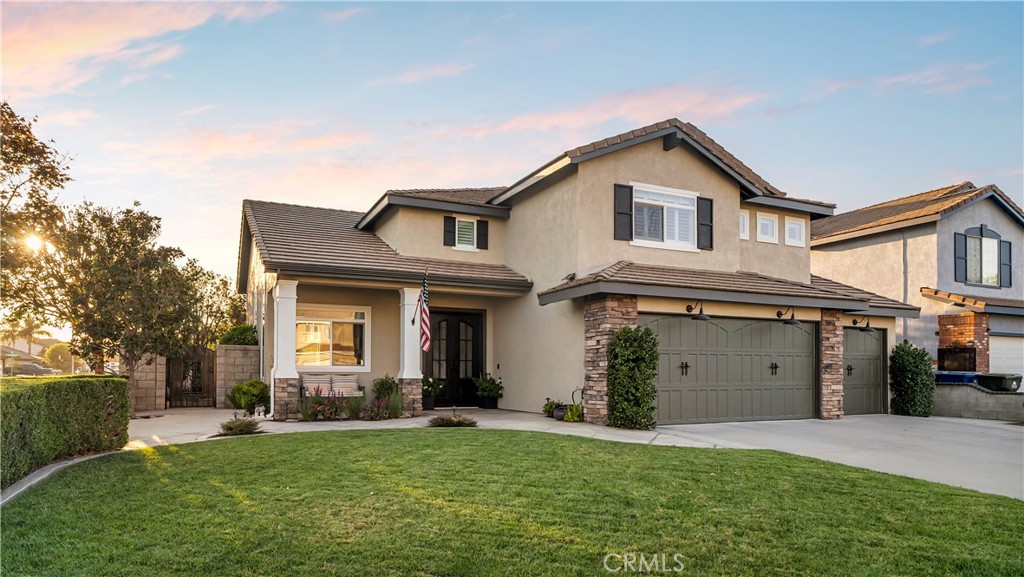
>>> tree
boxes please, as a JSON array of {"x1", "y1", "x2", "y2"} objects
[
  {"x1": 173, "y1": 261, "x2": 246, "y2": 351},
  {"x1": 43, "y1": 342, "x2": 74, "y2": 373},
  {"x1": 16, "y1": 317, "x2": 51, "y2": 356}
]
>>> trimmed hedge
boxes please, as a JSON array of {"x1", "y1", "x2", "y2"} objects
[
  {"x1": 1, "y1": 376, "x2": 129, "y2": 489},
  {"x1": 607, "y1": 326, "x2": 659, "y2": 430},
  {"x1": 219, "y1": 324, "x2": 258, "y2": 346},
  {"x1": 889, "y1": 341, "x2": 935, "y2": 417}
]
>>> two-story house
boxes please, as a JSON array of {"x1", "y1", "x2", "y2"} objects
[
  {"x1": 811, "y1": 182, "x2": 1023, "y2": 376},
  {"x1": 237, "y1": 119, "x2": 917, "y2": 425}
]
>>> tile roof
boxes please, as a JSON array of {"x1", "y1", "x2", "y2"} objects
[
  {"x1": 811, "y1": 182, "x2": 1023, "y2": 241},
  {"x1": 562, "y1": 118, "x2": 787, "y2": 197},
  {"x1": 388, "y1": 187, "x2": 507, "y2": 208},
  {"x1": 920, "y1": 287, "x2": 1024, "y2": 311},
  {"x1": 242, "y1": 199, "x2": 531, "y2": 290},
  {"x1": 540, "y1": 260, "x2": 867, "y2": 303},
  {"x1": 810, "y1": 275, "x2": 919, "y2": 311}
]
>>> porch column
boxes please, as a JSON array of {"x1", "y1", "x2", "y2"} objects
[
  {"x1": 819, "y1": 309, "x2": 844, "y2": 420},
  {"x1": 583, "y1": 293, "x2": 638, "y2": 425},
  {"x1": 397, "y1": 287, "x2": 424, "y2": 413},
  {"x1": 271, "y1": 280, "x2": 299, "y2": 420}
]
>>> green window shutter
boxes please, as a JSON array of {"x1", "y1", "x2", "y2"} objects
[
  {"x1": 613, "y1": 184, "x2": 633, "y2": 240},
  {"x1": 954, "y1": 233, "x2": 967, "y2": 283}
]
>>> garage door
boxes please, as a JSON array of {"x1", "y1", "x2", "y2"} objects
[
  {"x1": 640, "y1": 315, "x2": 816, "y2": 425},
  {"x1": 990, "y1": 336, "x2": 1024, "y2": 374},
  {"x1": 843, "y1": 328, "x2": 885, "y2": 415}
]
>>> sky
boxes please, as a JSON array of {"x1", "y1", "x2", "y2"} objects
[{"x1": 3, "y1": 1, "x2": 1023, "y2": 284}]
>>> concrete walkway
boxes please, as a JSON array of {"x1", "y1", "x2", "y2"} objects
[{"x1": 4, "y1": 409, "x2": 1021, "y2": 505}]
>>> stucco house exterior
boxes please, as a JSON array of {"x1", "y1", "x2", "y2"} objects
[
  {"x1": 237, "y1": 119, "x2": 917, "y2": 425},
  {"x1": 811, "y1": 182, "x2": 1024, "y2": 376}
]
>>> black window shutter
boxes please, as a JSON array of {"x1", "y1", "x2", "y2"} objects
[
  {"x1": 613, "y1": 184, "x2": 633, "y2": 240},
  {"x1": 476, "y1": 220, "x2": 489, "y2": 250},
  {"x1": 696, "y1": 197, "x2": 713, "y2": 250},
  {"x1": 443, "y1": 216, "x2": 456, "y2": 246},
  {"x1": 999, "y1": 240, "x2": 1012, "y2": 287},
  {"x1": 954, "y1": 233, "x2": 967, "y2": 283}
]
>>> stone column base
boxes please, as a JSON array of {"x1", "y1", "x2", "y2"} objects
[
  {"x1": 273, "y1": 377, "x2": 300, "y2": 421},
  {"x1": 819, "y1": 309, "x2": 844, "y2": 420},
  {"x1": 399, "y1": 378, "x2": 423, "y2": 415},
  {"x1": 583, "y1": 293, "x2": 639, "y2": 426}
]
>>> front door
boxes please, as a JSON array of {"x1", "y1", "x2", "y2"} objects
[{"x1": 426, "y1": 312, "x2": 484, "y2": 407}]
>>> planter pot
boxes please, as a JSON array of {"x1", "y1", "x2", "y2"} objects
[
  {"x1": 422, "y1": 396, "x2": 435, "y2": 411},
  {"x1": 552, "y1": 405, "x2": 567, "y2": 421},
  {"x1": 478, "y1": 396, "x2": 498, "y2": 409}
]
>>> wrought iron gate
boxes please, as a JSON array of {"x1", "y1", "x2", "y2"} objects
[{"x1": 166, "y1": 346, "x2": 216, "y2": 408}]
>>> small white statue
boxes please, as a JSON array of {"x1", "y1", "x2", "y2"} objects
[{"x1": 254, "y1": 404, "x2": 266, "y2": 418}]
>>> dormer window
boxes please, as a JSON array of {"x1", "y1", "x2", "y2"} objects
[
  {"x1": 443, "y1": 216, "x2": 489, "y2": 251},
  {"x1": 455, "y1": 219, "x2": 476, "y2": 249},
  {"x1": 955, "y1": 225, "x2": 1011, "y2": 288}
]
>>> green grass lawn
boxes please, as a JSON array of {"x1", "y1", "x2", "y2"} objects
[{"x1": 2, "y1": 430, "x2": 1021, "y2": 577}]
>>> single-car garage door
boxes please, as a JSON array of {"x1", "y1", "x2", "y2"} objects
[
  {"x1": 989, "y1": 336, "x2": 1024, "y2": 375},
  {"x1": 843, "y1": 328, "x2": 885, "y2": 415},
  {"x1": 641, "y1": 315, "x2": 816, "y2": 425}
]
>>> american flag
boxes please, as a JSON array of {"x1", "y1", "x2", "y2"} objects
[{"x1": 418, "y1": 271, "x2": 430, "y2": 352}]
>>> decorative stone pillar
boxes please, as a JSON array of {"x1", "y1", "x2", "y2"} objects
[
  {"x1": 273, "y1": 377, "x2": 300, "y2": 421},
  {"x1": 819, "y1": 309, "x2": 844, "y2": 420},
  {"x1": 583, "y1": 294, "x2": 638, "y2": 425},
  {"x1": 937, "y1": 312, "x2": 990, "y2": 373},
  {"x1": 399, "y1": 378, "x2": 423, "y2": 414},
  {"x1": 271, "y1": 280, "x2": 299, "y2": 419}
]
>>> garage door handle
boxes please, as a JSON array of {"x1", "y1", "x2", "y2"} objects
[
  {"x1": 846, "y1": 364, "x2": 854, "y2": 376},
  {"x1": 769, "y1": 362, "x2": 779, "y2": 376}
]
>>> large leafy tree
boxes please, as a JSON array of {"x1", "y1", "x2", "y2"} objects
[
  {"x1": 174, "y1": 260, "x2": 247, "y2": 351},
  {"x1": 43, "y1": 342, "x2": 75, "y2": 373}
]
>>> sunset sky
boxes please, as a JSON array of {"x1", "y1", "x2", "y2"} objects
[{"x1": 3, "y1": 1, "x2": 1022, "y2": 281}]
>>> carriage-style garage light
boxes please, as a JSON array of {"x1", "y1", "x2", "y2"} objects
[
  {"x1": 852, "y1": 316, "x2": 877, "y2": 334},
  {"x1": 775, "y1": 307, "x2": 802, "y2": 327},
  {"x1": 685, "y1": 300, "x2": 711, "y2": 321}
]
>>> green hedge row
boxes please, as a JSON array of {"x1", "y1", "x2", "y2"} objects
[{"x1": 1, "y1": 376, "x2": 130, "y2": 489}]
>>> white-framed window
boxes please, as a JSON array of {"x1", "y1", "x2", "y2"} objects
[
  {"x1": 630, "y1": 182, "x2": 698, "y2": 251},
  {"x1": 739, "y1": 210, "x2": 750, "y2": 240},
  {"x1": 454, "y1": 218, "x2": 476, "y2": 251},
  {"x1": 756, "y1": 213, "x2": 778, "y2": 244},
  {"x1": 967, "y1": 235, "x2": 1000, "y2": 286},
  {"x1": 295, "y1": 305, "x2": 371, "y2": 372},
  {"x1": 784, "y1": 216, "x2": 806, "y2": 247}
]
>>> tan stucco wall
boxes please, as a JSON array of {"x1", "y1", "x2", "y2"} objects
[
  {"x1": 572, "y1": 138, "x2": 811, "y2": 282},
  {"x1": 638, "y1": 297, "x2": 822, "y2": 321},
  {"x1": 738, "y1": 208, "x2": 811, "y2": 281},
  {"x1": 374, "y1": 206, "x2": 507, "y2": 265}
]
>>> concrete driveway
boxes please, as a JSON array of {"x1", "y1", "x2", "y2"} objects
[{"x1": 657, "y1": 415, "x2": 1024, "y2": 500}]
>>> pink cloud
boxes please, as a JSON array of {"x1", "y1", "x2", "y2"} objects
[
  {"x1": 877, "y1": 62, "x2": 992, "y2": 94},
  {"x1": 37, "y1": 108, "x2": 97, "y2": 127},
  {"x1": 324, "y1": 7, "x2": 366, "y2": 23},
  {"x1": 2, "y1": 3, "x2": 282, "y2": 98},
  {"x1": 916, "y1": 30, "x2": 959, "y2": 48},
  {"x1": 368, "y1": 63, "x2": 475, "y2": 86}
]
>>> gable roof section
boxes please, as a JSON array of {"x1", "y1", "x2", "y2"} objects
[
  {"x1": 538, "y1": 260, "x2": 918, "y2": 317},
  {"x1": 237, "y1": 200, "x2": 531, "y2": 293},
  {"x1": 356, "y1": 187, "x2": 511, "y2": 229},
  {"x1": 811, "y1": 182, "x2": 1024, "y2": 245},
  {"x1": 920, "y1": 287, "x2": 1024, "y2": 316}
]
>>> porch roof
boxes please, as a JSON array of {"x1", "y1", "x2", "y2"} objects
[
  {"x1": 920, "y1": 287, "x2": 1024, "y2": 316},
  {"x1": 238, "y1": 200, "x2": 532, "y2": 293},
  {"x1": 538, "y1": 260, "x2": 919, "y2": 317}
]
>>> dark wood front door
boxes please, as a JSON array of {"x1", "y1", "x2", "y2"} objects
[{"x1": 426, "y1": 312, "x2": 484, "y2": 407}]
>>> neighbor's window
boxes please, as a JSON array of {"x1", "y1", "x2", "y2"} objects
[
  {"x1": 455, "y1": 219, "x2": 476, "y2": 249},
  {"x1": 739, "y1": 210, "x2": 750, "y2": 240},
  {"x1": 295, "y1": 307, "x2": 369, "y2": 369},
  {"x1": 756, "y1": 213, "x2": 778, "y2": 244},
  {"x1": 632, "y1": 185, "x2": 697, "y2": 248},
  {"x1": 784, "y1": 216, "x2": 806, "y2": 247},
  {"x1": 967, "y1": 235, "x2": 1000, "y2": 286}
]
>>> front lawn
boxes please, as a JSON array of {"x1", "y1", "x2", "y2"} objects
[{"x1": 2, "y1": 429, "x2": 1021, "y2": 576}]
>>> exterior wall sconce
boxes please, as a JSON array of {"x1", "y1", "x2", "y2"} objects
[
  {"x1": 776, "y1": 306, "x2": 801, "y2": 326},
  {"x1": 686, "y1": 300, "x2": 711, "y2": 321},
  {"x1": 852, "y1": 316, "x2": 877, "y2": 334}
]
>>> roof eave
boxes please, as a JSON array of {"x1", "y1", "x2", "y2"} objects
[
  {"x1": 489, "y1": 155, "x2": 572, "y2": 205},
  {"x1": 743, "y1": 195, "x2": 835, "y2": 218},
  {"x1": 811, "y1": 214, "x2": 940, "y2": 247},
  {"x1": 268, "y1": 263, "x2": 533, "y2": 292},
  {"x1": 938, "y1": 189, "x2": 1024, "y2": 228}
]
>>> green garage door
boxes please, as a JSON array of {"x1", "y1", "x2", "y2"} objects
[
  {"x1": 640, "y1": 315, "x2": 817, "y2": 425},
  {"x1": 842, "y1": 328, "x2": 885, "y2": 415}
]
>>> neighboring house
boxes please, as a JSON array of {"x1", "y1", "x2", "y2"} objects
[
  {"x1": 811, "y1": 182, "x2": 1024, "y2": 375},
  {"x1": 237, "y1": 118, "x2": 917, "y2": 425}
]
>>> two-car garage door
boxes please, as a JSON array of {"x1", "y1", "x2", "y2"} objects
[{"x1": 641, "y1": 315, "x2": 817, "y2": 424}]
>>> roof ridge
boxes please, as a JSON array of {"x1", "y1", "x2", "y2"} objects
[
  {"x1": 597, "y1": 260, "x2": 633, "y2": 279},
  {"x1": 389, "y1": 186, "x2": 507, "y2": 193},
  {"x1": 838, "y1": 181, "x2": 977, "y2": 214},
  {"x1": 243, "y1": 198, "x2": 365, "y2": 216}
]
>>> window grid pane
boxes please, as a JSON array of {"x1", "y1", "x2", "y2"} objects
[
  {"x1": 331, "y1": 322, "x2": 364, "y2": 366},
  {"x1": 296, "y1": 322, "x2": 331, "y2": 366},
  {"x1": 967, "y1": 236, "x2": 982, "y2": 284},
  {"x1": 633, "y1": 204, "x2": 664, "y2": 241},
  {"x1": 456, "y1": 220, "x2": 475, "y2": 246},
  {"x1": 982, "y1": 237, "x2": 999, "y2": 285},
  {"x1": 665, "y1": 206, "x2": 694, "y2": 244}
]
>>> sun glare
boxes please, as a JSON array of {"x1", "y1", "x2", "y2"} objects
[{"x1": 23, "y1": 235, "x2": 44, "y2": 253}]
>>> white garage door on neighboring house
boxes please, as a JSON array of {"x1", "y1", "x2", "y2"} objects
[{"x1": 989, "y1": 336, "x2": 1024, "y2": 375}]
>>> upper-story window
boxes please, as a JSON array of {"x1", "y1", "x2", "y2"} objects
[
  {"x1": 739, "y1": 210, "x2": 750, "y2": 240},
  {"x1": 632, "y1": 185, "x2": 698, "y2": 249},
  {"x1": 955, "y1": 225, "x2": 1012, "y2": 288},
  {"x1": 455, "y1": 219, "x2": 476, "y2": 249},
  {"x1": 784, "y1": 216, "x2": 806, "y2": 247},
  {"x1": 756, "y1": 213, "x2": 778, "y2": 244},
  {"x1": 444, "y1": 216, "x2": 489, "y2": 251}
]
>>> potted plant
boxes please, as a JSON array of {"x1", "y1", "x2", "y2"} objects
[
  {"x1": 473, "y1": 373, "x2": 503, "y2": 409},
  {"x1": 422, "y1": 377, "x2": 444, "y2": 411}
]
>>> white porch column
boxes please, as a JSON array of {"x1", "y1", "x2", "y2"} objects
[
  {"x1": 397, "y1": 287, "x2": 423, "y2": 380},
  {"x1": 271, "y1": 279, "x2": 299, "y2": 382}
]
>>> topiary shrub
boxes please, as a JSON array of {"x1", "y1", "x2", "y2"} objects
[
  {"x1": 607, "y1": 325, "x2": 659, "y2": 430},
  {"x1": 889, "y1": 340, "x2": 934, "y2": 417},
  {"x1": 218, "y1": 324, "x2": 258, "y2": 346},
  {"x1": 227, "y1": 379, "x2": 270, "y2": 415},
  {"x1": 219, "y1": 416, "x2": 262, "y2": 436},
  {"x1": 0, "y1": 376, "x2": 130, "y2": 489}
]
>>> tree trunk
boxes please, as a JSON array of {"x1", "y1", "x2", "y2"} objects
[{"x1": 126, "y1": 363, "x2": 137, "y2": 418}]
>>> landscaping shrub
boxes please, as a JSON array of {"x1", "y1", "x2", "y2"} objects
[
  {"x1": 386, "y1": 391, "x2": 404, "y2": 418},
  {"x1": 371, "y1": 374, "x2": 398, "y2": 400},
  {"x1": 218, "y1": 324, "x2": 258, "y2": 346},
  {"x1": 363, "y1": 397, "x2": 390, "y2": 421},
  {"x1": 227, "y1": 379, "x2": 270, "y2": 415},
  {"x1": 890, "y1": 340, "x2": 934, "y2": 417},
  {"x1": 344, "y1": 395, "x2": 365, "y2": 420},
  {"x1": 427, "y1": 414, "x2": 478, "y2": 427},
  {"x1": 422, "y1": 376, "x2": 444, "y2": 398},
  {"x1": 563, "y1": 403, "x2": 583, "y2": 422},
  {"x1": 542, "y1": 398, "x2": 561, "y2": 418},
  {"x1": 0, "y1": 376, "x2": 129, "y2": 489},
  {"x1": 473, "y1": 374, "x2": 503, "y2": 398},
  {"x1": 607, "y1": 326, "x2": 659, "y2": 430},
  {"x1": 219, "y1": 416, "x2": 262, "y2": 436}
]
